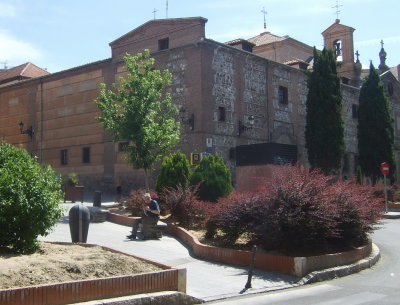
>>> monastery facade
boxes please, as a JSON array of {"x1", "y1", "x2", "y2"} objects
[{"x1": 1, "y1": 17, "x2": 399, "y2": 192}]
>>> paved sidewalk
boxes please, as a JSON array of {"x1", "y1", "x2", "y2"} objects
[{"x1": 39, "y1": 198, "x2": 297, "y2": 301}]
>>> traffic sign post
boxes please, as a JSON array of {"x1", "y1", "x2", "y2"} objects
[{"x1": 380, "y1": 162, "x2": 390, "y2": 213}]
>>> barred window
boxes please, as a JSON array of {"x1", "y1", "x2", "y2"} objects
[
  {"x1": 82, "y1": 147, "x2": 90, "y2": 163},
  {"x1": 278, "y1": 86, "x2": 288, "y2": 104},
  {"x1": 61, "y1": 149, "x2": 68, "y2": 165}
]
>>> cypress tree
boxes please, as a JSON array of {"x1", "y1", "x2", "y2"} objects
[
  {"x1": 305, "y1": 47, "x2": 344, "y2": 174},
  {"x1": 156, "y1": 151, "x2": 191, "y2": 194},
  {"x1": 357, "y1": 63, "x2": 395, "y2": 182}
]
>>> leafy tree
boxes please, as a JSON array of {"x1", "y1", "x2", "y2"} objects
[
  {"x1": 156, "y1": 151, "x2": 191, "y2": 194},
  {"x1": 305, "y1": 47, "x2": 344, "y2": 174},
  {"x1": 95, "y1": 50, "x2": 180, "y2": 188},
  {"x1": 358, "y1": 63, "x2": 396, "y2": 183},
  {"x1": 190, "y1": 154, "x2": 233, "y2": 202},
  {"x1": 0, "y1": 142, "x2": 63, "y2": 253}
]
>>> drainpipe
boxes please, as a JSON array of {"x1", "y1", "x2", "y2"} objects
[{"x1": 39, "y1": 78, "x2": 43, "y2": 163}]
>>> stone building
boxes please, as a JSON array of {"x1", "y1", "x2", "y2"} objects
[{"x1": 0, "y1": 17, "x2": 399, "y2": 192}]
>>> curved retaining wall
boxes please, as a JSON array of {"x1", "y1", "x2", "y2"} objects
[{"x1": 107, "y1": 212, "x2": 372, "y2": 278}]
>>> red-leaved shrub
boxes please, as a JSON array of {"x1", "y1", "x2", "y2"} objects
[
  {"x1": 160, "y1": 183, "x2": 205, "y2": 226},
  {"x1": 213, "y1": 165, "x2": 383, "y2": 253},
  {"x1": 125, "y1": 189, "x2": 158, "y2": 216}
]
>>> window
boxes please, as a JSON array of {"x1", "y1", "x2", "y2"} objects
[
  {"x1": 82, "y1": 147, "x2": 90, "y2": 163},
  {"x1": 119, "y1": 142, "x2": 129, "y2": 152},
  {"x1": 61, "y1": 149, "x2": 68, "y2": 165},
  {"x1": 388, "y1": 82, "x2": 394, "y2": 96},
  {"x1": 218, "y1": 106, "x2": 226, "y2": 122},
  {"x1": 278, "y1": 86, "x2": 288, "y2": 104},
  {"x1": 333, "y1": 40, "x2": 342, "y2": 61},
  {"x1": 242, "y1": 42, "x2": 253, "y2": 53},
  {"x1": 158, "y1": 38, "x2": 169, "y2": 51},
  {"x1": 229, "y1": 147, "x2": 236, "y2": 160},
  {"x1": 352, "y1": 104, "x2": 358, "y2": 119},
  {"x1": 342, "y1": 154, "x2": 349, "y2": 172}
]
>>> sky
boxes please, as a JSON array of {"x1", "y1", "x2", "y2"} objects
[{"x1": 0, "y1": 0, "x2": 399, "y2": 73}]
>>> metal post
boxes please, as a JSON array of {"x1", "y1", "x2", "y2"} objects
[
  {"x1": 245, "y1": 245, "x2": 257, "y2": 289},
  {"x1": 384, "y1": 174, "x2": 388, "y2": 213}
]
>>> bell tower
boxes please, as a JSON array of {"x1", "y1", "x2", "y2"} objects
[{"x1": 322, "y1": 19, "x2": 358, "y2": 86}]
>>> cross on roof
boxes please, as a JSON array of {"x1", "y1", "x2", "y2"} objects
[
  {"x1": 355, "y1": 50, "x2": 360, "y2": 62},
  {"x1": 381, "y1": 39, "x2": 384, "y2": 49},
  {"x1": 332, "y1": 0, "x2": 343, "y2": 19},
  {"x1": 152, "y1": 8, "x2": 158, "y2": 20},
  {"x1": 261, "y1": 7, "x2": 267, "y2": 30}
]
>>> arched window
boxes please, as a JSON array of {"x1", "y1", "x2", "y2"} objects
[{"x1": 333, "y1": 40, "x2": 342, "y2": 62}]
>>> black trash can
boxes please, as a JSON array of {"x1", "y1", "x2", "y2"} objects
[
  {"x1": 69, "y1": 204, "x2": 90, "y2": 243},
  {"x1": 93, "y1": 190, "x2": 102, "y2": 207}
]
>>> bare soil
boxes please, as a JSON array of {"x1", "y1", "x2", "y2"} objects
[{"x1": 0, "y1": 242, "x2": 164, "y2": 290}]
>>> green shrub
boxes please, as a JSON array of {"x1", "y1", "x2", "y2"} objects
[
  {"x1": 0, "y1": 143, "x2": 63, "y2": 253},
  {"x1": 66, "y1": 172, "x2": 79, "y2": 186},
  {"x1": 190, "y1": 154, "x2": 233, "y2": 202},
  {"x1": 156, "y1": 151, "x2": 191, "y2": 194}
]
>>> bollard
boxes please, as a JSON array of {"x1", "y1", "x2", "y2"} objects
[
  {"x1": 244, "y1": 245, "x2": 257, "y2": 289},
  {"x1": 93, "y1": 190, "x2": 102, "y2": 207},
  {"x1": 69, "y1": 205, "x2": 90, "y2": 243}
]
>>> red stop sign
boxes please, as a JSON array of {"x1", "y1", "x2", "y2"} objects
[{"x1": 380, "y1": 162, "x2": 390, "y2": 175}]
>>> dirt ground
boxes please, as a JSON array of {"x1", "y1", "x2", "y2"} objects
[{"x1": 0, "y1": 242, "x2": 164, "y2": 290}]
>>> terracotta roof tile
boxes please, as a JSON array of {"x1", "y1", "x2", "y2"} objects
[
  {"x1": 0, "y1": 62, "x2": 49, "y2": 84},
  {"x1": 248, "y1": 32, "x2": 287, "y2": 46}
]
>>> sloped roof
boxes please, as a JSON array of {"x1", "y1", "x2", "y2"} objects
[
  {"x1": 321, "y1": 19, "x2": 355, "y2": 36},
  {"x1": 0, "y1": 62, "x2": 49, "y2": 84},
  {"x1": 248, "y1": 32, "x2": 287, "y2": 46},
  {"x1": 109, "y1": 17, "x2": 207, "y2": 47},
  {"x1": 390, "y1": 66, "x2": 399, "y2": 80},
  {"x1": 225, "y1": 38, "x2": 255, "y2": 47}
]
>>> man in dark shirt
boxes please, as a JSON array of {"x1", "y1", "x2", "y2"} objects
[{"x1": 127, "y1": 193, "x2": 160, "y2": 240}]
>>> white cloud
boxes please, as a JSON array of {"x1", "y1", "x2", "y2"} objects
[
  {"x1": 0, "y1": 30, "x2": 43, "y2": 64},
  {"x1": 0, "y1": 3, "x2": 16, "y2": 17}
]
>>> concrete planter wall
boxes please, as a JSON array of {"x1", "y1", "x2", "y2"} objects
[{"x1": 0, "y1": 242, "x2": 186, "y2": 305}]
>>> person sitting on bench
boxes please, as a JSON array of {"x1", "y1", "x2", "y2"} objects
[{"x1": 127, "y1": 193, "x2": 160, "y2": 240}]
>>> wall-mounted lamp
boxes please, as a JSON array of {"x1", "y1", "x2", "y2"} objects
[
  {"x1": 19, "y1": 121, "x2": 34, "y2": 138},
  {"x1": 179, "y1": 107, "x2": 195, "y2": 130},
  {"x1": 238, "y1": 115, "x2": 254, "y2": 136}
]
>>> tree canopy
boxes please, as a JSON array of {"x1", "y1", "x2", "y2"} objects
[
  {"x1": 357, "y1": 63, "x2": 395, "y2": 182},
  {"x1": 190, "y1": 154, "x2": 233, "y2": 202},
  {"x1": 156, "y1": 151, "x2": 192, "y2": 194},
  {"x1": 305, "y1": 47, "x2": 344, "y2": 174},
  {"x1": 95, "y1": 50, "x2": 180, "y2": 188},
  {"x1": 0, "y1": 142, "x2": 63, "y2": 253}
]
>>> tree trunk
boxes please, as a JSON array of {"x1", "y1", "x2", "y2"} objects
[{"x1": 144, "y1": 169, "x2": 149, "y2": 190}]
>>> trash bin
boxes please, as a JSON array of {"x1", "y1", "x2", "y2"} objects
[
  {"x1": 93, "y1": 190, "x2": 102, "y2": 207},
  {"x1": 69, "y1": 205, "x2": 90, "y2": 243}
]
